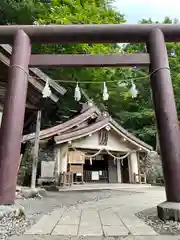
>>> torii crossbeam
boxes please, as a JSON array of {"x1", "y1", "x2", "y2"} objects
[{"x1": 0, "y1": 24, "x2": 179, "y2": 221}]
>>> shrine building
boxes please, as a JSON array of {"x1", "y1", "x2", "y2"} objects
[{"x1": 22, "y1": 102, "x2": 153, "y2": 186}]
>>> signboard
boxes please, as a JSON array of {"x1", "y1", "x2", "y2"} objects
[
  {"x1": 68, "y1": 151, "x2": 85, "y2": 164},
  {"x1": 77, "y1": 173, "x2": 82, "y2": 176},
  {"x1": 91, "y1": 171, "x2": 99, "y2": 180},
  {"x1": 41, "y1": 161, "x2": 55, "y2": 178}
]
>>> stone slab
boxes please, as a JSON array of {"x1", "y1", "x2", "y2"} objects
[
  {"x1": 120, "y1": 216, "x2": 157, "y2": 236},
  {"x1": 80, "y1": 209, "x2": 101, "y2": 226},
  {"x1": 41, "y1": 161, "x2": 55, "y2": 178},
  {"x1": 25, "y1": 208, "x2": 66, "y2": 235},
  {"x1": 129, "y1": 226, "x2": 157, "y2": 236},
  {"x1": 9, "y1": 235, "x2": 180, "y2": 240},
  {"x1": 103, "y1": 225, "x2": 129, "y2": 236},
  {"x1": 79, "y1": 209, "x2": 102, "y2": 236},
  {"x1": 58, "y1": 208, "x2": 81, "y2": 225},
  {"x1": 51, "y1": 224, "x2": 78, "y2": 236},
  {"x1": 120, "y1": 217, "x2": 149, "y2": 227},
  {"x1": 78, "y1": 225, "x2": 103, "y2": 236},
  {"x1": 99, "y1": 208, "x2": 123, "y2": 226},
  {"x1": 157, "y1": 201, "x2": 180, "y2": 221},
  {"x1": 123, "y1": 237, "x2": 180, "y2": 240}
]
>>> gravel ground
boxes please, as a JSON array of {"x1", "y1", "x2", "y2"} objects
[
  {"x1": 0, "y1": 189, "x2": 138, "y2": 240},
  {"x1": 136, "y1": 207, "x2": 180, "y2": 235}
]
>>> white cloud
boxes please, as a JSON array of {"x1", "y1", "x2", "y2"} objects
[{"x1": 114, "y1": 0, "x2": 180, "y2": 23}]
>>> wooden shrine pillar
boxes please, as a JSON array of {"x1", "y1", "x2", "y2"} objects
[
  {"x1": 31, "y1": 110, "x2": 41, "y2": 189},
  {"x1": 147, "y1": 28, "x2": 180, "y2": 202},
  {"x1": 0, "y1": 30, "x2": 31, "y2": 205}
]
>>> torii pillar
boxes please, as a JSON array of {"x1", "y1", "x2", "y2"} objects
[
  {"x1": 147, "y1": 28, "x2": 180, "y2": 220},
  {"x1": 0, "y1": 30, "x2": 31, "y2": 205}
]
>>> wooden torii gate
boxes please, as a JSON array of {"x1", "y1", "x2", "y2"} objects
[{"x1": 0, "y1": 24, "x2": 180, "y2": 220}]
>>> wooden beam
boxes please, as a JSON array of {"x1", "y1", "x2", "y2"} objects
[
  {"x1": 0, "y1": 51, "x2": 59, "y2": 102},
  {"x1": 1, "y1": 24, "x2": 180, "y2": 43},
  {"x1": 26, "y1": 102, "x2": 38, "y2": 110},
  {"x1": 29, "y1": 54, "x2": 150, "y2": 68}
]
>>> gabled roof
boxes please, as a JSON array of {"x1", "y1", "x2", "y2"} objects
[
  {"x1": 54, "y1": 115, "x2": 152, "y2": 152},
  {"x1": 22, "y1": 103, "x2": 153, "y2": 152},
  {"x1": 109, "y1": 118, "x2": 152, "y2": 151},
  {"x1": 54, "y1": 118, "x2": 109, "y2": 144}
]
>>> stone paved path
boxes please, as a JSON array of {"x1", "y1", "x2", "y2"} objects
[{"x1": 10, "y1": 187, "x2": 180, "y2": 239}]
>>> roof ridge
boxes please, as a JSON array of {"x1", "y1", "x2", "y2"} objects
[
  {"x1": 22, "y1": 107, "x2": 98, "y2": 142},
  {"x1": 54, "y1": 118, "x2": 109, "y2": 144}
]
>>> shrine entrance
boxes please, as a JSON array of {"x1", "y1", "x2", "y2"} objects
[
  {"x1": 0, "y1": 24, "x2": 180, "y2": 221},
  {"x1": 84, "y1": 155, "x2": 109, "y2": 183},
  {"x1": 121, "y1": 157, "x2": 129, "y2": 184}
]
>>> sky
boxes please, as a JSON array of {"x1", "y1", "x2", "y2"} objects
[{"x1": 114, "y1": 0, "x2": 180, "y2": 23}]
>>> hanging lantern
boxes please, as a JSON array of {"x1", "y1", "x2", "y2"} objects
[
  {"x1": 42, "y1": 80, "x2": 52, "y2": 98},
  {"x1": 103, "y1": 82, "x2": 109, "y2": 101},
  {"x1": 90, "y1": 158, "x2": 92, "y2": 165},
  {"x1": 74, "y1": 82, "x2": 81, "y2": 101},
  {"x1": 129, "y1": 80, "x2": 138, "y2": 98}
]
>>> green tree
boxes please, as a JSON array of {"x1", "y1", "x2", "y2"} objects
[
  {"x1": 34, "y1": 0, "x2": 129, "y2": 127},
  {"x1": 0, "y1": 0, "x2": 46, "y2": 24},
  {"x1": 120, "y1": 17, "x2": 180, "y2": 147}
]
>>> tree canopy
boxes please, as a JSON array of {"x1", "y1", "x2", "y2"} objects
[{"x1": 1, "y1": 0, "x2": 180, "y2": 149}]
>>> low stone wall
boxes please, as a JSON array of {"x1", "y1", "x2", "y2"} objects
[
  {"x1": 18, "y1": 143, "x2": 55, "y2": 186},
  {"x1": 139, "y1": 151, "x2": 163, "y2": 184},
  {"x1": 38, "y1": 145, "x2": 57, "y2": 185}
]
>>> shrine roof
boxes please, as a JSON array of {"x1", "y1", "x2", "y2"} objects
[
  {"x1": 22, "y1": 104, "x2": 100, "y2": 142},
  {"x1": 22, "y1": 103, "x2": 153, "y2": 152}
]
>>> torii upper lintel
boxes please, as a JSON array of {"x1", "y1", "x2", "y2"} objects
[{"x1": 1, "y1": 24, "x2": 180, "y2": 43}]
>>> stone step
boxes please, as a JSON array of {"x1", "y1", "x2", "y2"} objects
[{"x1": 25, "y1": 208, "x2": 65, "y2": 235}]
